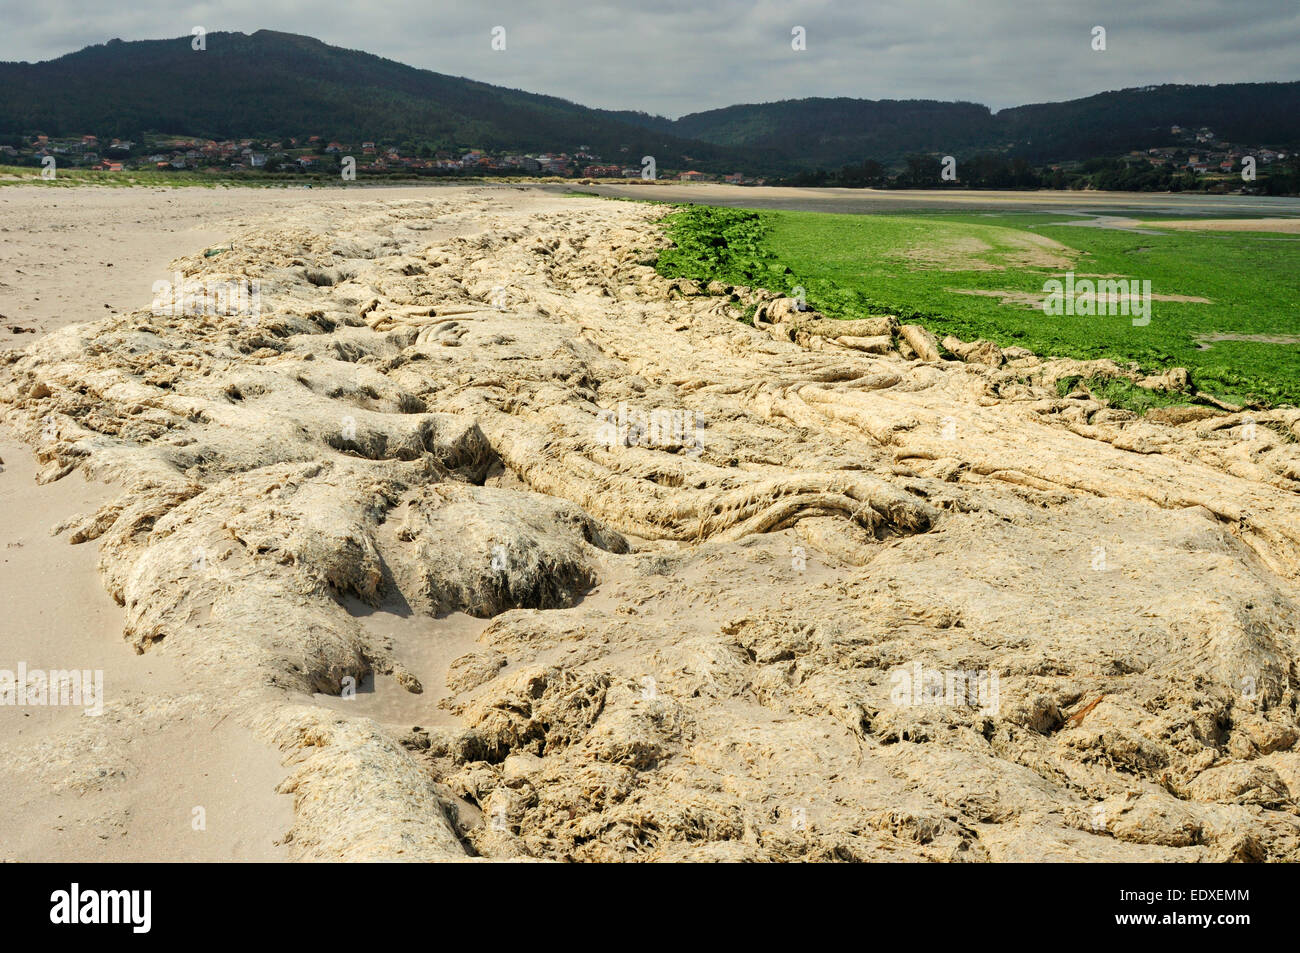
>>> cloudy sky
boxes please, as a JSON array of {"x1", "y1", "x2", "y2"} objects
[{"x1": 2, "y1": 0, "x2": 1297, "y2": 116}]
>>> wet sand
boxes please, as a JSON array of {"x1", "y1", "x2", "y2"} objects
[{"x1": 568, "y1": 181, "x2": 1300, "y2": 217}]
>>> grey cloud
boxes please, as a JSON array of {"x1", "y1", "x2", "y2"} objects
[{"x1": 0, "y1": 0, "x2": 1296, "y2": 116}]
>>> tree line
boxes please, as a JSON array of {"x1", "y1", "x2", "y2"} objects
[{"x1": 779, "y1": 154, "x2": 1300, "y2": 194}]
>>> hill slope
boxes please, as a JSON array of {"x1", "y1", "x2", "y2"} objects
[
  {"x1": 998, "y1": 83, "x2": 1300, "y2": 160},
  {"x1": 652, "y1": 83, "x2": 1300, "y2": 165},
  {"x1": 0, "y1": 31, "x2": 748, "y2": 170},
  {"x1": 666, "y1": 98, "x2": 1000, "y2": 166},
  {"x1": 3, "y1": 32, "x2": 1298, "y2": 171}
]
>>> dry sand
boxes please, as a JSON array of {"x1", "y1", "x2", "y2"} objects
[
  {"x1": 1142, "y1": 218, "x2": 1300, "y2": 233},
  {"x1": 0, "y1": 185, "x2": 459, "y2": 340},
  {"x1": 0, "y1": 424, "x2": 293, "y2": 860},
  {"x1": 950, "y1": 287, "x2": 1214, "y2": 308},
  {"x1": 0, "y1": 184, "x2": 442, "y2": 860},
  {"x1": 2, "y1": 183, "x2": 1300, "y2": 862},
  {"x1": 903, "y1": 231, "x2": 1075, "y2": 271}
]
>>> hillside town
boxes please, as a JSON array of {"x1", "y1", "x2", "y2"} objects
[
  {"x1": 0, "y1": 131, "x2": 770, "y2": 182},
  {"x1": 1131, "y1": 125, "x2": 1289, "y2": 174},
  {"x1": 0, "y1": 125, "x2": 1288, "y2": 188}
]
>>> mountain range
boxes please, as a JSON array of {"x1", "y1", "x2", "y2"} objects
[{"x1": 2, "y1": 31, "x2": 1298, "y2": 174}]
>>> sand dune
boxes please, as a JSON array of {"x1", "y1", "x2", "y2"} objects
[{"x1": 2, "y1": 185, "x2": 1300, "y2": 861}]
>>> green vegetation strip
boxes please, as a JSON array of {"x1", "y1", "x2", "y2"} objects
[{"x1": 654, "y1": 204, "x2": 1300, "y2": 407}]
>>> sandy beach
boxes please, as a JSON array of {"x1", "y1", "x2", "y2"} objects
[
  {"x1": 0, "y1": 184, "x2": 390, "y2": 860},
  {"x1": 576, "y1": 181, "x2": 1300, "y2": 216},
  {"x1": 2, "y1": 182, "x2": 1300, "y2": 861}
]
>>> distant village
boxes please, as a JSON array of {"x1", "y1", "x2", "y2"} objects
[
  {"x1": 1, "y1": 132, "x2": 764, "y2": 183},
  {"x1": 1, "y1": 125, "x2": 1289, "y2": 187},
  {"x1": 1124, "y1": 125, "x2": 1289, "y2": 175}
]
